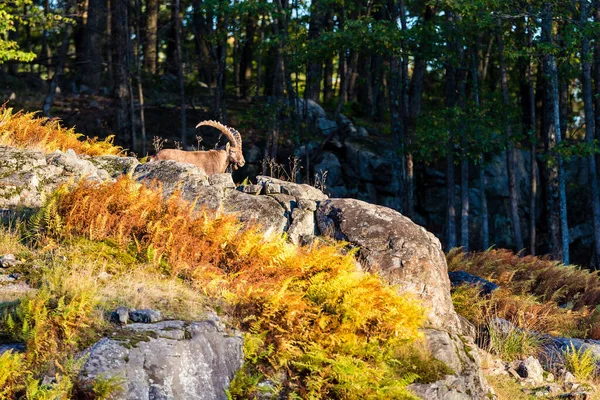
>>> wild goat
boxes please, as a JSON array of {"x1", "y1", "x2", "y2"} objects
[{"x1": 151, "y1": 120, "x2": 245, "y2": 175}]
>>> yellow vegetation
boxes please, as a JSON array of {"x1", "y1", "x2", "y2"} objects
[
  {"x1": 0, "y1": 176, "x2": 431, "y2": 399},
  {"x1": 0, "y1": 105, "x2": 122, "y2": 156},
  {"x1": 563, "y1": 343, "x2": 598, "y2": 381}
]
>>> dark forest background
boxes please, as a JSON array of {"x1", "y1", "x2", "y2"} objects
[{"x1": 2, "y1": 0, "x2": 600, "y2": 268}]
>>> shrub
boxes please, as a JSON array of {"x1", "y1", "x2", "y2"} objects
[
  {"x1": 0, "y1": 105, "x2": 122, "y2": 156},
  {"x1": 449, "y1": 249, "x2": 597, "y2": 339},
  {"x1": 19, "y1": 177, "x2": 431, "y2": 398},
  {"x1": 6, "y1": 266, "x2": 101, "y2": 367},
  {"x1": 563, "y1": 343, "x2": 598, "y2": 381},
  {"x1": 0, "y1": 262, "x2": 100, "y2": 399}
]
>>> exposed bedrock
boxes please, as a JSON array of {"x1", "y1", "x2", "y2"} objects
[{"x1": 79, "y1": 319, "x2": 243, "y2": 400}]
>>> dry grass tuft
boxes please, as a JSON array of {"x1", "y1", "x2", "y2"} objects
[{"x1": 0, "y1": 105, "x2": 122, "y2": 156}]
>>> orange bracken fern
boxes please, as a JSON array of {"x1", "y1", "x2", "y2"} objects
[{"x1": 0, "y1": 105, "x2": 122, "y2": 156}]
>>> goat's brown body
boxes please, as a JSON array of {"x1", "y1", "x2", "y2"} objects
[
  {"x1": 153, "y1": 148, "x2": 229, "y2": 175},
  {"x1": 151, "y1": 120, "x2": 245, "y2": 175}
]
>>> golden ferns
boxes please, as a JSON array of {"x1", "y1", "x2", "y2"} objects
[
  {"x1": 24, "y1": 177, "x2": 428, "y2": 399},
  {"x1": 0, "y1": 105, "x2": 122, "y2": 156}
]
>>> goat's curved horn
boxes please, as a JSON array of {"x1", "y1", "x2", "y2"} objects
[{"x1": 195, "y1": 120, "x2": 242, "y2": 148}]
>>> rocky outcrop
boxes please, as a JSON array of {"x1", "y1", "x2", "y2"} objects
[
  {"x1": 0, "y1": 146, "x2": 135, "y2": 209},
  {"x1": 316, "y1": 198, "x2": 491, "y2": 399},
  {"x1": 0, "y1": 146, "x2": 491, "y2": 399},
  {"x1": 80, "y1": 319, "x2": 243, "y2": 400}
]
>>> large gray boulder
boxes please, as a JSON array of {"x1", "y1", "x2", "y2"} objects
[
  {"x1": 0, "y1": 146, "x2": 58, "y2": 208},
  {"x1": 133, "y1": 160, "x2": 209, "y2": 201},
  {"x1": 409, "y1": 375, "x2": 474, "y2": 400},
  {"x1": 223, "y1": 190, "x2": 288, "y2": 235},
  {"x1": 317, "y1": 198, "x2": 460, "y2": 330},
  {"x1": 46, "y1": 149, "x2": 109, "y2": 181},
  {"x1": 316, "y1": 198, "x2": 491, "y2": 399},
  {"x1": 80, "y1": 319, "x2": 243, "y2": 400},
  {"x1": 408, "y1": 330, "x2": 489, "y2": 400},
  {"x1": 131, "y1": 162, "x2": 290, "y2": 235}
]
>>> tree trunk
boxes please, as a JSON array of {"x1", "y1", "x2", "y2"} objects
[
  {"x1": 166, "y1": 1, "x2": 178, "y2": 76},
  {"x1": 305, "y1": 1, "x2": 327, "y2": 102},
  {"x1": 322, "y1": 13, "x2": 335, "y2": 103},
  {"x1": 581, "y1": 0, "x2": 600, "y2": 268},
  {"x1": 497, "y1": 30, "x2": 524, "y2": 252},
  {"x1": 42, "y1": 5, "x2": 74, "y2": 116},
  {"x1": 445, "y1": 10, "x2": 457, "y2": 251},
  {"x1": 7, "y1": 19, "x2": 19, "y2": 75},
  {"x1": 334, "y1": 50, "x2": 359, "y2": 119},
  {"x1": 256, "y1": 13, "x2": 265, "y2": 98},
  {"x1": 174, "y1": 0, "x2": 186, "y2": 146},
  {"x1": 144, "y1": 0, "x2": 158, "y2": 74},
  {"x1": 111, "y1": 0, "x2": 131, "y2": 146},
  {"x1": 595, "y1": 1, "x2": 600, "y2": 143},
  {"x1": 24, "y1": 3, "x2": 33, "y2": 73},
  {"x1": 106, "y1": 0, "x2": 114, "y2": 88},
  {"x1": 239, "y1": 13, "x2": 256, "y2": 99},
  {"x1": 445, "y1": 62, "x2": 457, "y2": 251},
  {"x1": 74, "y1": 0, "x2": 88, "y2": 71},
  {"x1": 407, "y1": 4, "x2": 434, "y2": 218},
  {"x1": 457, "y1": 40, "x2": 468, "y2": 251},
  {"x1": 389, "y1": 0, "x2": 405, "y2": 213},
  {"x1": 192, "y1": 0, "x2": 215, "y2": 87},
  {"x1": 135, "y1": 0, "x2": 147, "y2": 154},
  {"x1": 81, "y1": 0, "x2": 106, "y2": 91},
  {"x1": 41, "y1": 0, "x2": 51, "y2": 76},
  {"x1": 472, "y1": 48, "x2": 489, "y2": 250},
  {"x1": 347, "y1": 49, "x2": 360, "y2": 103},
  {"x1": 527, "y1": 17, "x2": 537, "y2": 256},
  {"x1": 542, "y1": 3, "x2": 569, "y2": 264}
]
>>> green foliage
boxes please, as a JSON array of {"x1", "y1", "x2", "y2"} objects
[
  {"x1": 24, "y1": 188, "x2": 66, "y2": 244},
  {"x1": 0, "y1": 350, "x2": 27, "y2": 398},
  {"x1": 91, "y1": 374, "x2": 125, "y2": 400},
  {"x1": 0, "y1": 0, "x2": 70, "y2": 64},
  {"x1": 487, "y1": 321, "x2": 543, "y2": 362},
  {"x1": 414, "y1": 102, "x2": 507, "y2": 164},
  {"x1": 6, "y1": 276, "x2": 100, "y2": 367},
  {"x1": 563, "y1": 343, "x2": 598, "y2": 381},
  {"x1": 0, "y1": 4, "x2": 35, "y2": 64}
]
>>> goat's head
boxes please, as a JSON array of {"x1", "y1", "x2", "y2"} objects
[
  {"x1": 196, "y1": 120, "x2": 246, "y2": 170},
  {"x1": 224, "y1": 142, "x2": 245, "y2": 170}
]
